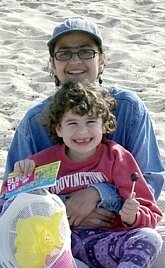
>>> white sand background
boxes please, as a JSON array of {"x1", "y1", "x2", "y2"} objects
[{"x1": 0, "y1": 0, "x2": 165, "y2": 223}]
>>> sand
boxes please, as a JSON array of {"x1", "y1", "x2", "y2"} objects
[{"x1": 0, "y1": 0, "x2": 165, "y2": 223}]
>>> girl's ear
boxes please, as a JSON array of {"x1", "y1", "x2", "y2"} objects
[
  {"x1": 55, "y1": 124, "x2": 63, "y2": 137},
  {"x1": 102, "y1": 124, "x2": 107, "y2": 134}
]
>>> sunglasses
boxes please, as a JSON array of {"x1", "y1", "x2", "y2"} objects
[{"x1": 54, "y1": 48, "x2": 98, "y2": 61}]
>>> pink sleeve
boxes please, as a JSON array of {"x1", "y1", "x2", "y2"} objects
[{"x1": 111, "y1": 147, "x2": 162, "y2": 228}]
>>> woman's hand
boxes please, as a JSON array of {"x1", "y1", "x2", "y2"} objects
[
  {"x1": 65, "y1": 187, "x2": 100, "y2": 226},
  {"x1": 65, "y1": 187, "x2": 116, "y2": 228},
  {"x1": 80, "y1": 207, "x2": 116, "y2": 228}
]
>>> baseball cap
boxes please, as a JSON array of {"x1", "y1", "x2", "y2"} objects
[{"x1": 47, "y1": 17, "x2": 103, "y2": 56}]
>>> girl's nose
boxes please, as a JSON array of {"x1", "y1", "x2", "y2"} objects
[{"x1": 77, "y1": 124, "x2": 88, "y2": 133}]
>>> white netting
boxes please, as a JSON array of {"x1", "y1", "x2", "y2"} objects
[{"x1": 0, "y1": 191, "x2": 76, "y2": 268}]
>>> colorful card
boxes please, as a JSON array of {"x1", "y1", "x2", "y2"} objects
[{"x1": 4, "y1": 161, "x2": 61, "y2": 199}]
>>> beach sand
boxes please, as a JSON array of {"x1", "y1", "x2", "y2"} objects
[{"x1": 0, "y1": 0, "x2": 165, "y2": 223}]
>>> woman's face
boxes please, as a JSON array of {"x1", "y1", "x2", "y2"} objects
[{"x1": 52, "y1": 32, "x2": 105, "y2": 84}]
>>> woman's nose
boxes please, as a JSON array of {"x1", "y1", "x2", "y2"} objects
[{"x1": 70, "y1": 52, "x2": 81, "y2": 63}]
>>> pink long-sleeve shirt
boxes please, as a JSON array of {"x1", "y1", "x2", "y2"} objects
[{"x1": 29, "y1": 140, "x2": 162, "y2": 230}]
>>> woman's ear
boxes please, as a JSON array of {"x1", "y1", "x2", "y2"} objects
[
  {"x1": 98, "y1": 53, "x2": 106, "y2": 75},
  {"x1": 56, "y1": 124, "x2": 63, "y2": 137},
  {"x1": 49, "y1": 56, "x2": 57, "y2": 76}
]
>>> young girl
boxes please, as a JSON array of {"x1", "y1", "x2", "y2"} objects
[{"x1": 14, "y1": 81, "x2": 162, "y2": 267}]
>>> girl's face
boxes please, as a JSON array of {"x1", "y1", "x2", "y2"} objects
[
  {"x1": 52, "y1": 32, "x2": 105, "y2": 84},
  {"x1": 56, "y1": 110, "x2": 105, "y2": 162}
]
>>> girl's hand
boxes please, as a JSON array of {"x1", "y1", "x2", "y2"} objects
[
  {"x1": 13, "y1": 159, "x2": 36, "y2": 177},
  {"x1": 0, "y1": 181, "x2": 7, "y2": 196},
  {"x1": 119, "y1": 192, "x2": 140, "y2": 226}
]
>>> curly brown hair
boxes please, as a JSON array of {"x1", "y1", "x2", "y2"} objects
[{"x1": 43, "y1": 81, "x2": 116, "y2": 142}]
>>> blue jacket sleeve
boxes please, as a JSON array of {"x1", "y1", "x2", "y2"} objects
[
  {"x1": 4, "y1": 97, "x2": 54, "y2": 178},
  {"x1": 108, "y1": 87, "x2": 165, "y2": 199},
  {"x1": 88, "y1": 183, "x2": 124, "y2": 213}
]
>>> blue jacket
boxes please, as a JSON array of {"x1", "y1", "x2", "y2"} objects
[{"x1": 4, "y1": 87, "x2": 165, "y2": 200}]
